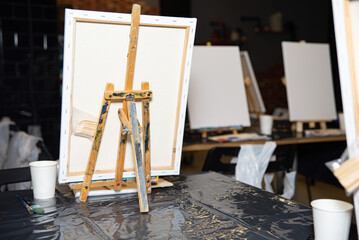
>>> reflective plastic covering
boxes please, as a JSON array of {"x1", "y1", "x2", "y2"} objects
[{"x1": 0, "y1": 172, "x2": 314, "y2": 239}]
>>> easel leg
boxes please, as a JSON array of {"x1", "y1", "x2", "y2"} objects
[
  {"x1": 114, "y1": 108, "x2": 132, "y2": 190},
  {"x1": 114, "y1": 129, "x2": 127, "y2": 190},
  {"x1": 128, "y1": 99, "x2": 149, "y2": 212},
  {"x1": 296, "y1": 122, "x2": 303, "y2": 133},
  {"x1": 320, "y1": 121, "x2": 327, "y2": 130},
  {"x1": 114, "y1": 104, "x2": 132, "y2": 190},
  {"x1": 79, "y1": 83, "x2": 114, "y2": 201},
  {"x1": 201, "y1": 131, "x2": 208, "y2": 143},
  {"x1": 141, "y1": 82, "x2": 151, "y2": 193}
]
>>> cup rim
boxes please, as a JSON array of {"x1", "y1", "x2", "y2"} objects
[
  {"x1": 29, "y1": 161, "x2": 57, "y2": 167},
  {"x1": 311, "y1": 199, "x2": 353, "y2": 212}
]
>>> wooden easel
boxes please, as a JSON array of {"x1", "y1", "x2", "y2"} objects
[
  {"x1": 71, "y1": 4, "x2": 151, "y2": 213},
  {"x1": 200, "y1": 127, "x2": 242, "y2": 142},
  {"x1": 293, "y1": 120, "x2": 328, "y2": 133},
  {"x1": 282, "y1": 41, "x2": 331, "y2": 134}
]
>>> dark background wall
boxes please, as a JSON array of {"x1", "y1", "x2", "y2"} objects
[
  {"x1": 189, "y1": 0, "x2": 342, "y2": 114},
  {"x1": 0, "y1": 0, "x2": 61, "y2": 158},
  {"x1": 192, "y1": 0, "x2": 332, "y2": 71}
]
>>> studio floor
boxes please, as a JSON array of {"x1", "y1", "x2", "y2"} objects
[{"x1": 181, "y1": 151, "x2": 353, "y2": 207}]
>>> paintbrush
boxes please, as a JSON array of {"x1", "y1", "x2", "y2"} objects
[
  {"x1": 16, "y1": 195, "x2": 33, "y2": 214},
  {"x1": 23, "y1": 197, "x2": 45, "y2": 214}
]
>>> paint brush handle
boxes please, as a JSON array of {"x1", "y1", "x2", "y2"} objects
[{"x1": 16, "y1": 195, "x2": 33, "y2": 214}]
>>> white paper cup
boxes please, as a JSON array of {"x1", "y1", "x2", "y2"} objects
[
  {"x1": 259, "y1": 115, "x2": 273, "y2": 135},
  {"x1": 311, "y1": 199, "x2": 353, "y2": 240},
  {"x1": 29, "y1": 161, "x2": 58, "y2": 199}
]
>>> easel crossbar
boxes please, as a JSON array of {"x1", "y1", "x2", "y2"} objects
[
  {"x1": 105, "y1": 90, "x2": 152, "y2": 100},
  {"x1": 71, "y1": 176, "x2": 159, "y2": 190}
]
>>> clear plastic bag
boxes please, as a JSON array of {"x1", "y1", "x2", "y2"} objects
[
  {"x1": 263, "y1": 154, "x2": 297, "y2": 199},
  {"x1": 0, "y1": 117, "x2": 14, "y2": 169},
  {"x1": 235, "y1": 142, "x2": 276, "y2": 189},
  {"x1": 325, "y1": 148, "x2": 348, "y2": 173},
  {"x1": 5, "y1": 131, "x2": 41, "y2": 190},
  {"x1": 281, "y1": 171, "x2": 296, "y2": 199}
]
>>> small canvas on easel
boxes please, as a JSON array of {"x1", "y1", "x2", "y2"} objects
[
  {"x1": 240, "y1": 51, "x2": 266, "y2": 114},
  {"x1": 187, "y1": 46, "x2": 250, "y2": 130},
  {"x1": 58, "y1": 9, "x2": 196, "y2": 184},
  {"x1": 282, "y1": 41, "x2": 337, "y2": 122}
]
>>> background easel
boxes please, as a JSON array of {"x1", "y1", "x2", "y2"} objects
[
  {"x1": 188, "y1": 46, "x2": 251, "y2": 142},
  {"x1": 282, "y1": 40, "x2": 337, "y2": 133},
  {"x1": 293, "y1": 120, "x2": 328, "y2": 133},
  {"x1": 71, "y1": 4, "x2": 151, "y2": 213},
  {"x1": 287, "y1": 41, "x2": 329, "y2": 133},
  {"x1": 200, "y1": 127, "x2": 242, "y2": 143}
]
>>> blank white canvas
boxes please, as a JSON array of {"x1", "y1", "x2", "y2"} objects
[
  {"x1": 188, "y1": 46, "x2": 250, "y2": 129},
  {"x1": 282, "y1": 42, "x2": 337, "y2": 121},
  {"x1": 58, "y1": 9, "x2": 196, "y2": 183}
]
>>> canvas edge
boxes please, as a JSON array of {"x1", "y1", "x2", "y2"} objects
[{"x1": 240, "y1": 51, "x2": 266, "y2": 113}]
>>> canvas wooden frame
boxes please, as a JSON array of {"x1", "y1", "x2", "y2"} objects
[
  {"x1": 58, "y1": 9, "x2": 196, "y2": 183},
  {"x1": 332, "y1": 0, "x2": 359, "y2": 235}
]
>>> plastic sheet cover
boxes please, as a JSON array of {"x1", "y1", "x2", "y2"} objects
[{"x1": 0, "y1": 172, "x2": 314, "y2": 239}]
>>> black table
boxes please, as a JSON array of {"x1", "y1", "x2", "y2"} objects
[{"x1": 0, "y1": 172, "x2": 314, "y2": 239}]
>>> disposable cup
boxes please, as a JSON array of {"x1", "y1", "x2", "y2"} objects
[
  {"x1": 311, "y1": 199, "x2": 353, "y2": 240},
  {"x1": 259, "y1": 115, "x2": 273, "y2": 135},
  {"x1": 29, "y1": 161, "x2": 58, "y2": 199}
]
